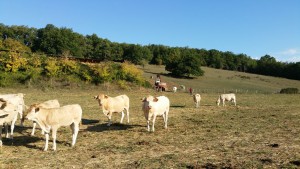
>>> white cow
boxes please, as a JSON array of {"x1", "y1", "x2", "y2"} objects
[
  {"x1": 22, "y1": 100, "x2": 60, "y2": 136},
  {"x1": 25, "y1": 104, "x2": 82, "y2": 151},
  {"x1": 193, "y1": 93, "x2": 201, "y2": 108},
  {"x1": 216, "y1": 93, "x2": 236, "y2": 106},
  {"x1": 94, "y1": 94, "x2": 130, "y2": 126},
  {"x1": 0, "y1": 98, "x2": 19, "y2": 146},
  {"x1": 0, "y1": 93, "x2": 25, "y2": 126},
  {"x1": 172, "y1": 86, "x2": 177, "y2": 93},
  {"x1": 142, "y1": 95, "x2": 170, "y2": 132}
]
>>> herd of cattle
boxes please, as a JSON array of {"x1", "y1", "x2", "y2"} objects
[{"x1": 0, "y1": 92, "x2": 236, "y2": 151}]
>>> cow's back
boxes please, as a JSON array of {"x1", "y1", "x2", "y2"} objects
[{"x1": 46, "y1": 104, "x2": 82, "y2": 126}]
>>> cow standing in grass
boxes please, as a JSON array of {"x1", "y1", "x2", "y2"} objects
[
  {"x1": 25, "y1": 104, "x2": 82, "y2": 151},
  {"x1": 22, "y1": 99, "x2": 60, "y2": 136},
  {"x1": 142, "y1": 95, "x2": 170, "y2": 132},
  {"x1": 0, "y1": 99, "x2": 19, "y2": 146},
  {"x1": 216, "y1": 93, "x2": 236, "y2": 106},
  {"x1": 94, "y1": 94, "x2": 130, "y2": 126},
  {"x1": 193, "y1": 93, "x2": 201, "y2": 108}
]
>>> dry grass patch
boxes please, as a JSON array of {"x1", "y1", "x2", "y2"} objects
[{"x1": 0, "y1": 87, "x2": 299, "y2": 168}]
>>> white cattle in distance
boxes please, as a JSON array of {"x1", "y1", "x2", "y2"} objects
[
  {"x1": 25, "y1": 104, "x2": 82, "y2": 151},
  {"x1": 172, "y1": 87, "x2": 177, "y2": 93},
  {"x1": 142, "y1": 95, "x2": 170, "y2": 132},
  {"x1": 193, "y1": 93, "x2": 201, "y2": 108},
  {"x1": 216, "y1": 93, "x2": 237, "y2": 106},
  {"x1": 22, "y1": 99, "x2": 60, "y2": 136},
  {"x1": 94, "y1": 94, "x2": 130, "y2": 126}
]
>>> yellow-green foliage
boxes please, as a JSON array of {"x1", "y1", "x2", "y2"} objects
[
  {"x1": 2, "y1": 52, "x2": 28, "y2": 72},
  {"x1": 44, "y1": 58, "x2": 60, "y2": 77},
  {"x1": 0, "y1": 45, "x2": 148, "y2": 87},
  {"x1": 91, "y1": 62, "x2": 114, "y2": 82},
  {"x1": 120, "y1": 61, "x2": 145, "y2": 84},
  {"x1": 2, "y1": 38, "x2": 31, "y2": 53},
  {"x1": 60, "y1": 58, "x2": 79, "y2": 74}
]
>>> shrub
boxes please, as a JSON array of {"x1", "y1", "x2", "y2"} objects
[{"x1": 280, "y1": 88, "x2": 299, "y2": 94}]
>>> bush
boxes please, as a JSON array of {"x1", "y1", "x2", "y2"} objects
[{"x1": 280, "y1": 88, "x2": 299, "y2": 94}]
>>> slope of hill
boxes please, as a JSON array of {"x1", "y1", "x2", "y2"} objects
[{"x1": 141, "y1": 65, "x2": 300, "y2": 94}]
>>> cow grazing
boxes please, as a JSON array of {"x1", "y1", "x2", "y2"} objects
[
  {"x1": 0, "y1": 93, "x2": 25, "y2": 126},
  {"x1": 193, "y1": 93, "x2": 201, "y2": 108},
  {"x1": 0, "y1": 98, "x2": 19, "y2": 146},
  {"x1": 25, "y1": 104, "x2": 82, "y2": 151},
  {"x1": 172, "y1": 86, "x2": 177, "y2": 93},
  {"x1": 216, "y1": 93, "x2": 236, "y2": 106},
  {"x1": 94, "y1": 94, "x2": 130, "y2": 126},
  {"x1": 22, "y1": 100, "x2": 60, "y2": 136},
  {"x1": 142, "y1": 95, "x2": 170, "y2": 132}
]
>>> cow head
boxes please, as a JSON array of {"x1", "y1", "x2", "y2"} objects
[
  {"x1": 94, "y1": 94, "x2": 108, "y2": 106},
  {"x1": 25, "y1": 105, "x2": 40, "y2": 121}
]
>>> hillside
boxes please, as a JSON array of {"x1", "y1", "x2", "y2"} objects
[{"x1": 141, "y1": 65, "x2": 300, "y2": 94}]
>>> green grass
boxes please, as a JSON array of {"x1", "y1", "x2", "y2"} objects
[
  {"x1": 0, "y1": 65, "x2": 300, "y2": 168},
  {"x1": 141, "y1": 65, "x2": 300, "y2": 94}
]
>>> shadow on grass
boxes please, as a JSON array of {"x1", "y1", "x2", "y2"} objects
[
  {"x1": 82, "y1": 118, "x2": 100, "y2": 125},
  {"x1": 84, "y1": 122, "x2": 143, "y2": 133}
]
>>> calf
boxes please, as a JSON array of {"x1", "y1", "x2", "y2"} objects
[
  {"x1": 26, "y1": 104, "x2": 82, "y2": 151},
  {"x1": 94, "y1": 94, "x2": 130, "y2": 126},
  {"x1": 193, "y1": 93, "x2": 201, "y2": 108},
  {"x1": 142, "y1": 95, "x2": 170, "y2": 132},
  {"x1": 216, "y1": 93, "x2": 237, "y2": 106},
  {"x1": 22, "y1": 99, "x2": 60, "y2": 136}
]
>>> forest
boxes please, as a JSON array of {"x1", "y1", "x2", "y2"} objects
[{"x1": 0, "y1": 23, "x2": 299, "y2": 80}]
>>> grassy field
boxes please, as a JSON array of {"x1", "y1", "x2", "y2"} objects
[{"x1": 0, "y1": 66, "x2": 300, "y2": 168}]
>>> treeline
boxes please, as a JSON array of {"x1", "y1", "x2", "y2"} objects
[{"x1": 0, "y1": 23, "x2": 299, "y2": 80}]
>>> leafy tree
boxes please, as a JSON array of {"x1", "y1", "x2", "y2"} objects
[{"x1": 165, "y1": 49, "x2": 204, "y2": 77}]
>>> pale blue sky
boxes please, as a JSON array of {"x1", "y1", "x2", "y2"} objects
[{"x1": 1, "y1": 0, "x2": 300, "y2": 62}]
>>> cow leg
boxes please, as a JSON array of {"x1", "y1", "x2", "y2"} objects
[
  {"x1": 9, "y1": 114, "x2": 18, "y2": 139},
  {"x1": 52, "y1": 127, "x2": 58, "y2": 151},
  {"x1": 31, "y1": 122, "x2": 37, "y2": 136},
  {"x1": 0, "y1": 125, "x2": 2, "y2": 147},
  {"x1": 126, "y1": 108, "x2": 130, "y2": 123},
  {"x1": 44, "y1": 133, "x2": 49, "y2": 151},
  {"x1": 164, "y1": 111, "x2": 169, "y2": 129},
  {"x1": 107, "y1": 113, "x2": 112, "y2": 126},
  {"x1": 71, "y1": 123, "x2": 79, "y2": 147},
  {"x1": 152, "y1": 115, "x2": 157, "y2": 132},
  {"x1": 120, "y1": 111, "x2": 125, "y2": 124},
  {"x1": 5, "y1": 123, "x2": 9, "y2": 138}
]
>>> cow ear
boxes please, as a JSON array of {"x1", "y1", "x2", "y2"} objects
[
  {"x1": 0, "y1": 102, "x2": 7, "y2": 109},
  {"x1": 35, "y1": 107, "x2": 40, "y2": 113},
  {"x1": 93, "y1": 96, "x2": 98, "y2": 100},
  {"x1": 104, "y1": 95, "x2": 109, "y2": 98},
  {"x1": 141, "y1": 97, "x2": 146, "y2": 102},
  {"x1": 153, "y1": 97, "x2": 159, "y2": 102}
]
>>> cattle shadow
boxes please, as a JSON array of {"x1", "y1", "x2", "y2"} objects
[
  {"x1": 82, "y1": 118, "x2": 100, "y2": 125},
  {"x1": 84, "y1": 123, "x2": 143, "y2": 133},
  {"x1": 2, "y1": 135, "x2": 42, "y2": 149}
]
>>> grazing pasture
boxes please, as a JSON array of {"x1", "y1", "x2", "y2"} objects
[{"x1": 0, "y1": 87, "x2": 300, "y2": 168}]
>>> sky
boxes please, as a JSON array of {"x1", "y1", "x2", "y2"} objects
[{"x1": 1, "y1": 0, "x2": 300, "y2": 62}]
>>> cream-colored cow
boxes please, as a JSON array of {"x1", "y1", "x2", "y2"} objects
[
  {"x1": 193, "y1": 93, "x2": 201, "y2": 108},
  {"x1": 94, "y1": 94, "x2": 130, "y2": 126},
  {"x1": 25, "y1": 104, "x2": 82, "y2": 151},
  {"x1": 0, "y1": 98, "x2": 19, "y2": 146},
  {"x1": 142, "y1": 95, "x2": 170, "y2": 132},
  {"x1": 22, "y1": 100, "x2": 60, "y2": 136},
  {"x1": 216, "y1": 93, "x2": 236, "y2": 106}
]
